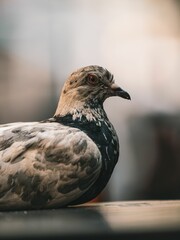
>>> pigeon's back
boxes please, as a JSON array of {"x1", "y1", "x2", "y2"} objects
[{"x1": 0, "y1": 122, "x2": 102, "y2": 210}]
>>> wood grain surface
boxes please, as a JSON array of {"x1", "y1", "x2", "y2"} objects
[{"x1": 0, "y1": 200, "x2": 180, "y2": 240}]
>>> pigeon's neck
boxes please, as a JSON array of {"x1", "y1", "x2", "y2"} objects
[{"x1": 54, "y1": 100, "x2": 107, "y2": 123}]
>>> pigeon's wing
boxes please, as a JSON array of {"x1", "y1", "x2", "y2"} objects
[{"x1": 0, "y1": 122, "x2": 102, "y2": 210}]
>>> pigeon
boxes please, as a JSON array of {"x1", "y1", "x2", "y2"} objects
[{"x1": 0, "y1": 65, "x2": 130, "y2": 210}]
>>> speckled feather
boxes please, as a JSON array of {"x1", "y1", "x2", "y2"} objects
[
  {"x1": 0, "y1": 65, "x2": 130, "y2": 210},
  {"x1": 0, "y1": 122, "x2": 101, "y2": 209}
]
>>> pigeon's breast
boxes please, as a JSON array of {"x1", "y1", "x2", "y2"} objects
[{"x1": 56, "y1": 114, "x2": 119, "y2": 204}]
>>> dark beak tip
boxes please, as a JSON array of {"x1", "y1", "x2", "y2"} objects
[
  {"x1": 126, "y1": 94, "x2": 131, "y2": 100},
  {"x1": 119, "y1": 91, "x2": 131, "y2": 101},
  {"x1": 110, "y1": 84, "x2": 131, "y2": 100}
]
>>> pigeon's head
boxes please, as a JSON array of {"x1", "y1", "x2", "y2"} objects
[
  {"x1": 62, "y1": 65, "x2": 130, "y2": 103},
  {"x1": 55, "y1": 65, "x2": 130, "y2": 116}
]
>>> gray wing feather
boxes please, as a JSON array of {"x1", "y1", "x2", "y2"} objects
[{"x1": 0, "y1": 122, "x2": 102, "y2": 210}]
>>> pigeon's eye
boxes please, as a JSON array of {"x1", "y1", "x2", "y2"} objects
[{"x1": 87, "y1": 74, "x2": 98, "y2": 85}]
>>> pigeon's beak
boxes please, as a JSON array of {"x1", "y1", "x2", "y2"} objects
[{"x1": 110, "y1": 83, "x2": 131, "y2": 100}]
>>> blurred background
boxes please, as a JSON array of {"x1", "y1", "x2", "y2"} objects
[{"x1": 0, "y1": 0, "x2": 180, "y2": 201}]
